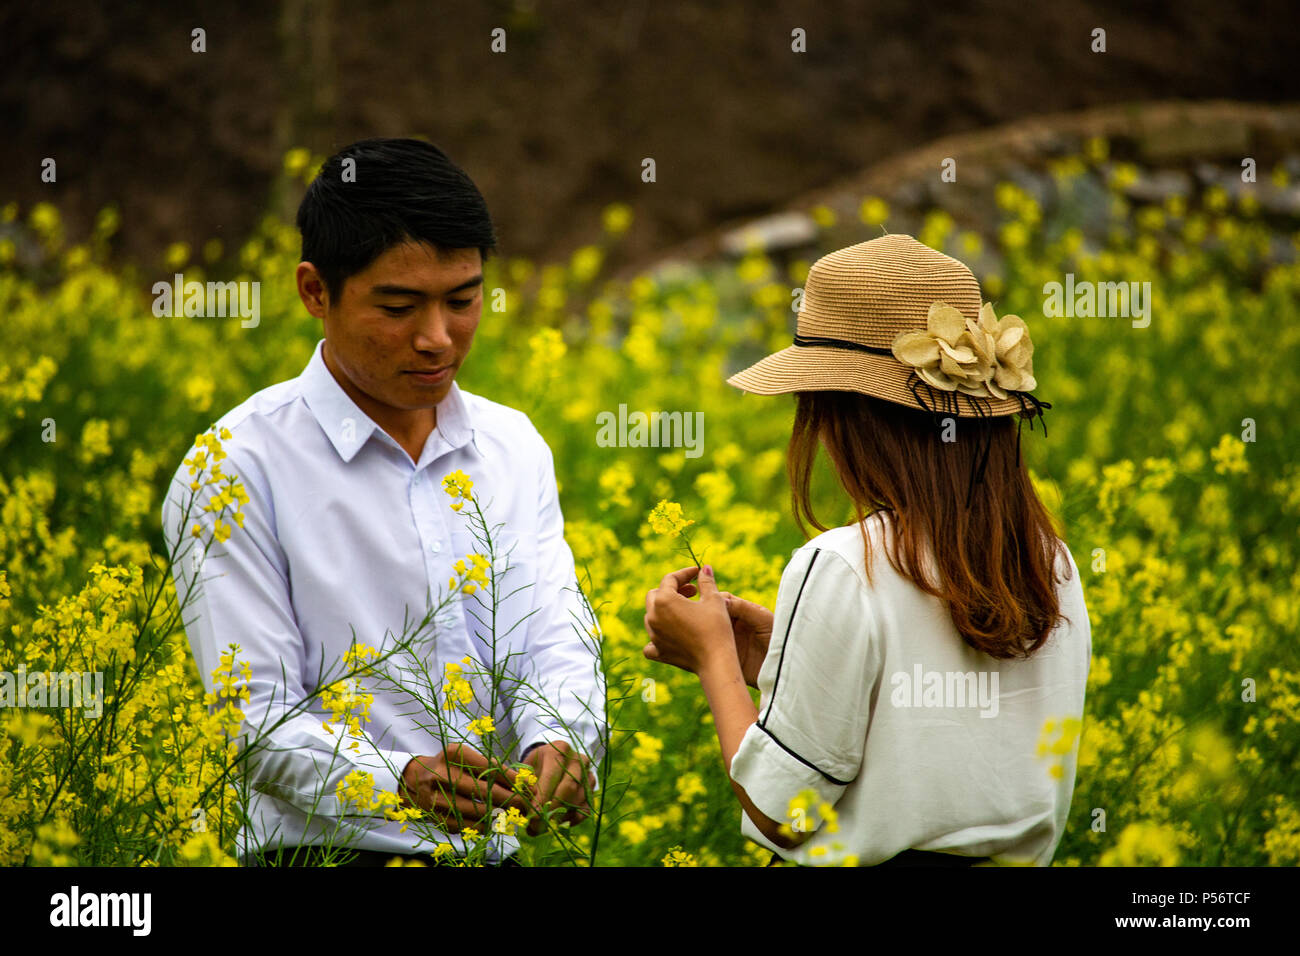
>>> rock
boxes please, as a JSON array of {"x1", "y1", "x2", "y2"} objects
[
  {"x1": 890, "y1": 180, "x2": 927, "y2": 210},
  {"x1": 1194, "y1": 161, "x2": 1226, "y2": 186},
  {"x1": 1003, "y1": 164, "x2": 1051, "y2": 207},
  {"x1": 1056, "y1": 169, "x2": 1112, "y2": 236},
  {"x1": 644, "y1": 259, "x2": 702, "y2": 284},
  {"x1": 1259, "y1": 186, "x2": 1300, "y2": 216},
  {"x1": 1267, "y1": 235, "x2": 1297, "y2": 264},
  {"x1": 1139, "y1": 115, "x2": 1250, "y2": 162},
  {"x1": 720, "y1": 212, "x2": 818, "y2": 257},
  {"x1": 1123, "y1": 169, "x2": 1193, "y2": 203}
]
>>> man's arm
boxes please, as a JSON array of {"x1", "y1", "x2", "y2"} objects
[{"x1": 162, "y1": 440, "x2": 415, "y2": 819}]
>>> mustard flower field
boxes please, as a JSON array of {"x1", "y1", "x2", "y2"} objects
[{"x1": 1, "y1": 146, "x2": 1298, "y2": 866}]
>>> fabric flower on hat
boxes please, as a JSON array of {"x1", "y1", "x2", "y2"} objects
[{"x1": 891, "y1": 301, "x2": 1036, "y2": 398}]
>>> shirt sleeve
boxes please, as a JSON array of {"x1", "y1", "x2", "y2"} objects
[
  {"x1": 506, "y1": 430, "x2": 607, "y2": 770},
  {"x1": 729, "y1": 545, "x2": 879, "y2": 846},
  {"x1": 161, "y1": 441, "x2": 415, "y2": 820}
]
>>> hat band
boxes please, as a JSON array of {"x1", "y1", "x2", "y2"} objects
[{"x1": 792, "y1": 333, "x2": 892, "y2": 356}]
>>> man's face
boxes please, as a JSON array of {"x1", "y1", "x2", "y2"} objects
[{"x1": 299, "y1": 240, "x2": 483, "y2": 414}]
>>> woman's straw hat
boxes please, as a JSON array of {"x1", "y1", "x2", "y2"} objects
[{"x1": 727, "y1": 234, "x2": 1047, "y2": 420}]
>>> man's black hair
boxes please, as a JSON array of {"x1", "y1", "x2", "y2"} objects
[{"x1": 296, "y1": 137, "x2": 497, "y2": 301}]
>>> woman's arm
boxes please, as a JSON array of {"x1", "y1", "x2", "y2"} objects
[
  {"x1": 647, "y1": 552, "x2": 875, "y2": 857},
  {"x1": 645, "y1": 564, "x2": 810, "y2": 849},
  {"x1": 697, "y1": 651, "x2": 810, "y2": 849}
]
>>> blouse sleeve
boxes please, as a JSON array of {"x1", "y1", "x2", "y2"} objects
[{"x1": 729, "y1": 545, "x2": 880, "y2": 844}]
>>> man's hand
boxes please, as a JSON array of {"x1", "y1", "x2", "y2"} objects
[
  {"x1": 522, "y1": 740, "x2": 596, "y2": 836},
  {"x1": 719, "y1": 591, "x2": 774, "y2": 689},
  {"x1": 398, "y1": 743, "x2": 530, "y2": 833}
]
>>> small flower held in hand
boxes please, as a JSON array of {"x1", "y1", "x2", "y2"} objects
[{"x1": 647, "y1": 499, "x2": 704, "y2": 570}]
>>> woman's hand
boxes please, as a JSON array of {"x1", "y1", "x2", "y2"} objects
[
  {"x1": 719, "y1": 592, "x2": 774, "y2": 689},
  {"x1": 643, "y1": 565, "x2": 736, "y2": 675},
  {"x1": 646, "y1": 568, "x2": 791, "y2": 847}
]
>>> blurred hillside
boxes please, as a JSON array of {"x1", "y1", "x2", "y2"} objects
[{"x1": 3, "y1": 0, "x2": 1300, "y2": 271}]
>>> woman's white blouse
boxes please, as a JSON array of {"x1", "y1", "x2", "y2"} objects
[{"x1": 729, "y1": 510, "x2": 1091, "y2": 866}]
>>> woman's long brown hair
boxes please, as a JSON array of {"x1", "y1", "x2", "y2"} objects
[{"x1": 788, "y1": 389, "x2": 1069, "y2": 660}]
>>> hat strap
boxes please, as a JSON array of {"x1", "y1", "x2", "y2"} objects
[{"x1": 792, "y1": 333, "x2": 892, "y2": 356}]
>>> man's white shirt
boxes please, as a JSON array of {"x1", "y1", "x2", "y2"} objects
[{"x1": 162, "y1": 337, "x2": 605, "y2": 861}]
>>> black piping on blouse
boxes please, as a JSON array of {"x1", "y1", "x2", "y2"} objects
[{"x1": 755, "y1": 548, "x2": 852, "y2": 787}]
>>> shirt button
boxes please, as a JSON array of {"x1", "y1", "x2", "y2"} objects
[
  {"x1": 430, "y1": 541, "x2": 441, "y2": 554},
  {"x1": 413, "y1": 474, "x2": 422, "y2": 486}
]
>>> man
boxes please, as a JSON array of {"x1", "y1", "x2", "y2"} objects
[{"x1": 162, "y1": 137, "x2": 604, "y2": 866}]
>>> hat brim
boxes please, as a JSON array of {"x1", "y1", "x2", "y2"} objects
[{"x1": 726, "y1": 345, "x2": 1029, "y2": 418}]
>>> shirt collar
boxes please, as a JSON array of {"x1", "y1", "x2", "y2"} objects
[{"x1": 300, "y1": 338, "x2": 478, "y2": 464}]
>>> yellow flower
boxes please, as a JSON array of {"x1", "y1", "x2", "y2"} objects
[
  {"x1": 29, "y1": 202, "x2": 61, "y2": 237},
  {"x1": 569, "y1": 246, "x2": 603, "y2": 283},
  {"x1": 858, "y1": 196, "x2": 889, "y2": 226},
  {"x1": 675, "y1": 772, "x2": 707, "y2": 803},
  {"x1": 449, "y1": 553, "x2": 491, "y2": 598},
  {"x1": 1210, "y1": 434, "x2": 1249, "y2": 475},
  {"x1": 442, "y1": 469, "x2": 475, "y2": 502},
  {"x1": 514, "y1": 765, "x2": 538, "y2": 793},
  {"x1": 492, "y1": 806, "x2": 528, "y2": 836},
  {"x1": 602, "y1": 202, "x2": 633, "y2": 236},
  {"x1": 784, "y1": 788, "x2": 828, "y2": 833},
  {"x1": 468, "y1": 716, "x2": 495, "y2": 738},
  {"x1": 618, "y1": 820, "x2": 648, "y2": 844},
  {"x1": 647, "y1": 500, "x2": 694, "y2": 536},
  {"x1": 164, "y1": 242, "x2": 191, "y2": 270},
  {"x1": 1098, "y1": 822, "x2": 1183, "y2": 867},
  {"x1": 283, "y1": 148, "x2": 312, "y2": 178},
  {"x1": 631, "y1": 731, "x2": 663, "y2": 765},
  {"x1": 661, "y1": 845, "x2": 698, "y2": 867},
  {"x1": 528, "y1": 326, "x2": 568, "y2": 368},
  {"x1": 598, "y1": 462, "x2": 636, "y2": 511},
  {"x1": 79, "y1": 419, "x2": 112, "y2": 464},
  {"x1": 1107, "y1": 163, "x2": 1139, "y2": 191},
  {"x1": 442, "y1": 661, "x2": 474, "y2": 712}
]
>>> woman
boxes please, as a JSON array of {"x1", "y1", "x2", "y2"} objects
[{"x1": 643, "y1": 234, "x2": 1091, "y2": 866}]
